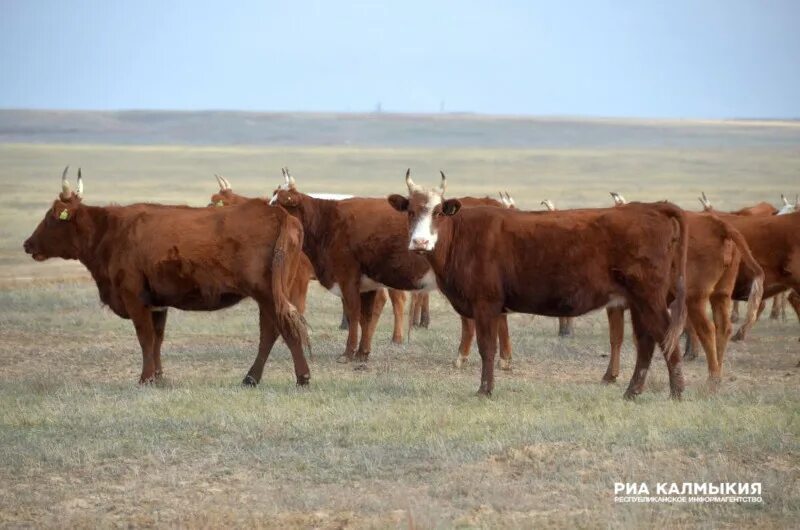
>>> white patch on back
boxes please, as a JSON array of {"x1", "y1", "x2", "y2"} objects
[
  {"x1": 309, "y1": 193, "x2": 353, "y2": 201},
  {"x1": 409, "y1": 192, "x2": 442, "y2": 251}
]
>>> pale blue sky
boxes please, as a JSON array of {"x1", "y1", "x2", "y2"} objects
[{"x1": 1, "y1": 0, "x2": 798, "y2": 118}]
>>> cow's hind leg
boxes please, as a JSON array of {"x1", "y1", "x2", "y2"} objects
[
  {"x1": 710, "y1": 292, "x2": 733, "y2": 378},
  {"x1": 688, "y1": 296, "x2": 721, "y2": 389},
  {"x1": 151, "y1": 309, "x2": 168, "y2": 380},
  {"x1": 730, "y1": 300, "x2": 740, "y2": 323},
  {"x1": 683, "y1": 322, "x2": 701, "y2": 361},
  {"x1": 243, "y1": 305, "x2": 280, "y2": 386},
  {"x1": 623, "y1": 308, "x2": 656, "y2": 400},
  {"x1": 497, "y1": 315, "x2": 513, "y2": 371},
  {"x1": 603, "y1": 307, "x2": 625, "y2": 383}
]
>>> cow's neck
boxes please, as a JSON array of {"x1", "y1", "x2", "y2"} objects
[{"x1": 73, "y1": 205, "x2": 113, "y2": 292}]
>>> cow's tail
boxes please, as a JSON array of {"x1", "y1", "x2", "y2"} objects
[
  {"x1": 663, "y1": 205, "x2": 689, "y2": 360},
  {"x1": 272, "y1": 213, "x2": 311, "y2": 354},
  {"x1": 728, "y1": 225, "x2": 764, "y2": 340}
]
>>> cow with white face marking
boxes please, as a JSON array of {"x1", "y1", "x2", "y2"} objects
[
  {"x1": 389, "y1": 172, "x2": 690, "y2": 398},
  {"x1": 269, "y1": 170, "x2": 437, "y2": 363}
]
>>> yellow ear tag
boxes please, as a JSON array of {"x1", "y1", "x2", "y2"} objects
[
  {"x1": 59, "y1": 209, "x2": 70, "y2": 220},
  {"x1": 215, "y1": 200, "x2": 225, "y2": 207}
]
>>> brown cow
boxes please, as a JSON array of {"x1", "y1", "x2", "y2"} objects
[
  {"x1": 389, "y1": 171, "x2": 689, "y2": 399},
  {"x1": 23, "y1": 167, "x2": 311, "y2": 386},
  {"x1": 270, "y1": 170, "x2": 515, "y2": 366},
  {"x1": 699, "y1": 193, "x2": 800, "y2": 340},
  {"x1": 210, "y1": 173, "x2": 407, "y2": 343},
  {"x1": 604, "y1": 193, "x2": 764, "y2": 386},
  {"x1": 408, "y1": 191, "x2": 517, "y2": 331}
]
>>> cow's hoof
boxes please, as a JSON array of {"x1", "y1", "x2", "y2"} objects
[
  {"x1": 154, "y1": 370, "x2": 164, "y2": 380},
  {"x1": 670, "y1": 391, "x2": 684, "y2": 401},
  {"x1": 684, "y1": 352, "x2": 698, "y2": 361},
  {"x1": 731, "y1": 330, "x2": 746, "y2": 342},
  {"x1": 353, "y1": 362, "x2": 369, "y2": 372},
  {"x1": 242, "y1": 374, "x2": 258, "y2": 387},
  {"x1": 498, "y1": 358, "x2": 512, "y2": 371},
  {"x1": 707, "y1": 376, "x2": 721, "y2": 392},
  {"x1": 296, "y1": 374, "x2": 310, "y2": 386},
  {"x1": 138, "y1": 375, "x2": 156, "y2": 385},
  {"x1": 622, "y1": 390, "x2": 639, "y2": 401},
  {"x1": 475, "y1": 389, "x2": 492, "y2": 398},
  {"x1": 454, "y1": 355, "x2": 468, "y2": 368},
  {"x1": 601, "y1": 374, "x2": 617, "y2": 384},
  {"x1": 391, "y1": 336, "x2": 403, "y2": 345}
]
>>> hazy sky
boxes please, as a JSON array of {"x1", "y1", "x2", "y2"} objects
[{"x1": 1, "y1": 0, "x2": 798, "y2": 118}]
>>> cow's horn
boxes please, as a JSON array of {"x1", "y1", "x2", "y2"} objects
[
  {"x1": 405, "y1": 168, "x2": 421, "y2": 192},
  {"x1": 76, "y1": 168, "x2": 83, "y2": 197},
  {"x1": 438, "y1": 171, "x2": 447, "y2": 194},
  {"x1": 284, "y1": 167, "x2": 296, "y2": 187},
  {"x1": 781, "y1": 193, "x2": 789, "y2": 206},
  {"x1": 215, "y1": 174, "x2": 226, "y2": 190},
  {"x1": 220, "y1": 174, "x2": 232, "y2": 190},
  {"x1": 61, "y1": 165, "x2": 71, "y2": 196}
]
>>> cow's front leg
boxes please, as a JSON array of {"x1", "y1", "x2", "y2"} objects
[
  {"x1": 337, "y1": 280, "x2": 362, "y2": 363},
  {"x1": 124, "y1": 296, "x2": 157, "y2": 384},
  {"x1": 474, "y1": 309, "x2": 499, "y2": 396},
  {"x1": 151, "y1": 309, "x2": 168, "y2": 380},
  {"x1": 355, "y1": 289, "x2": 383, "y2": 362},
  {"x1": 455, "y1": 316, "x2": 474, "y2": 367}
]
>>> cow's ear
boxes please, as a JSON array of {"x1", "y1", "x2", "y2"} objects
[
  {"x1": 442, "y1": 198, "x2": 461, "y2": 216},
  {"x1": 387, "y1": 194, "x2": 409, "y2": 212}
]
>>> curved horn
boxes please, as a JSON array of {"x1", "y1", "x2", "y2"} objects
[
  {"x1": 405, "y1": 168, "x2": 421, "y2": 193},
  {"x1": 438, "y1": 170, "x2": 447, "y2": 194},
  {"x1": 76, "y1": 168, "x2": 83, "y2": 197},
  {"x1": 214, "y1": 174, "x2": 226, "y2": 190},
  {"x1": 61, "y1": 165, "x2": 71, "y2": 196},
  {"x1": 781, "y1": 193, "x2": 789, "y2": 206},
  {"x1": 284, "y1": 167, "x2": 295, "y2": 187},
  {"x1": 220, "y1": 174, "x2": 232, "y2": 190},
  {"x1": 541, "y1": 199, "x2": 555, "y2": 211}
]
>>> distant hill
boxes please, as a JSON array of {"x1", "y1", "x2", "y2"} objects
[{"x1": 1, "y1": 109, "x2": 799, "y2": 149}]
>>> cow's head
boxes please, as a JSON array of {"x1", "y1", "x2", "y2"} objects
[
  {"x1": 777, "y1": 193, "x2": 798, "y2": 215},
  {"x1": 23, "y1": 166, "x2": 85, "y2": 261},
  {"x1": 270, "y1": 167, "x2": 303, "y2": 209},
  {"x1": 499, "y1": 191, "x2": 516, "y2": 209},
  {"x1": 388, "y1": 169, "x2": 461, "y2": 252},
  {"x1": 208, "y1": 174, "x2": 243, "y2": 207}
]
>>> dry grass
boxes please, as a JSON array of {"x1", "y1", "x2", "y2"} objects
[{"x1": 0, "y1": 128, "x2": 799, "y2": 528}]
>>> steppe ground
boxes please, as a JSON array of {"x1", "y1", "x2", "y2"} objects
[{"x1": 0, "y1": 116, "x2": 799, "y2": 528}]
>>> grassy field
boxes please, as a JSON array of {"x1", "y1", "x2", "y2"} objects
[{"x1": 1, "y1": 118, "x2": 799, "y2": 528}]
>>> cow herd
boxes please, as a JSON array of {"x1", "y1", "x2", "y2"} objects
[{"x1": 23, "y1": 167, "x2": 800, "y2": 399}]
